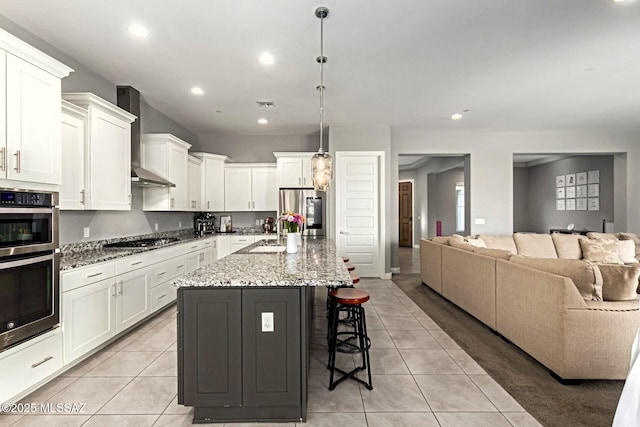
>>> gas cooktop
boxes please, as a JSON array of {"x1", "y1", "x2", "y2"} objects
[{"x1": 103, "y1": 237, "x2": 179, "y2": 250}]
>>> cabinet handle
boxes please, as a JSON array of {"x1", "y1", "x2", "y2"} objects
[
  {"x1": 13, "y1": 150, "x2": 21, "y2": 173},
  {"x1": 177, "y1": 264, "x2": 185, "y2": 269},
  {"x1": 131, "y1": 261, "x2": 143, "y2": 266},
  {"x1": 248, "y1": 201, "x2": 251, "y2": 209},
  {"x1": 128, "y1": 194, "x2": 132, "y2": 205},
  {"x1": 252, "y1": 201, "x2": 255, "y2": 209},
  {"x1": 199, "y1": 253, "x2": 204, "y2": 262},
  {"x1": 303, "y1": 177, "x2": 306, "y2": 185},
  {"x1": 158, "y1": 293, "x2": 167, "y2": 299},
  {"x1": 31, "y1": 356, "x2": 53, "y2": 369},
  {"x1": 298, "y1": 177, "x2": 301, "y2": 185},
  {"x1": 80, "y1": 189, "x2": 85, "y2": 205},
  {"x1": 171, "y1": 197, "x2": 175, "y2": 208},
  {"x1": 118, "y1": 280, "x2": 123, "y2": 295},
  {"x1": 87, "y1": 272, "x2": 103, "y2": 278},
  {"x1": 207, "y1": 201, "x2": 210, "y2": 209},
  {"x1": 0, "y1": 147, "x2": 5, "y2": 172},
  {"x1": 157, "y1": 271, "x2": 167, "y2": 276},
  {"x1": 191, "y1": 245, "x2": 198, "y2": 250},
  {"x1": 112, "y1": 283, "x2": 116, "y2": 297}
]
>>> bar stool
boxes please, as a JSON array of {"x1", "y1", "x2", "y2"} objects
[
  {"x1": 327, "y1": 288, "x2": 373, "y2": 391},
  {"x1": 342, "y1": 256, "x2": 350, "y2": 263},
  {"x1": 346, "y1": 263, "x2": 355, "y2": 272}
]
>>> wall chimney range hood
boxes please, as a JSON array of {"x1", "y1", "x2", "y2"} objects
[{"x1": 116, "y1": 86, "x2": 176, "y2": 188}]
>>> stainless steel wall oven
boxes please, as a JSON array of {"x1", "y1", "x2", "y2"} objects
[{"x1": 0, "y1": 190, "x2": 60, "y2": 351}]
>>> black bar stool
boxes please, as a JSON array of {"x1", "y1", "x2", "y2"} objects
[{"x1": 327, "y1": 288, "x2": 373, "y2": 391}]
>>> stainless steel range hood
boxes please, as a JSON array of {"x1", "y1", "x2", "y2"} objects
[{"x1": 116, "y1": 86, "x2": 175, "y2": 188}]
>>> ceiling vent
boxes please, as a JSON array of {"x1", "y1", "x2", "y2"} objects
[{"x1": 256, "y1": 100, "x2": 276, "y2": 108}]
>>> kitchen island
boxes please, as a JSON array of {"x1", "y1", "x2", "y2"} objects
[{"x1": 172, "y1": 237, "x2": 351, "y2": 424}]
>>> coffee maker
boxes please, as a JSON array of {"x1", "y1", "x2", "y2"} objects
[
  {"x1": 194, "y1": 212, "x2": 215, "y2": 237},
  {"x1": 262, "y1": 217, "x2": 276, "y2": 234}
]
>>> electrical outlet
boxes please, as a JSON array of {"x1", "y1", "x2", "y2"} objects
[
  {"x1": 261, "y1": 312, "x2": 274, "y2": 332},
  {"x1": 83, "y1": 227, "x2": 90, "y2": 238},
  {"x1": 256, "y1": 219, "x2": 261, "y2": 225},
  {"x1": 475, "y1": 218, "x2": 486, "y2": 225},
  {"x1": 179, "y1": 220, "x2": 182, "y2": 228},
  {"x1": 154, "y1": 223, "x2": 159, "y2": 231}
]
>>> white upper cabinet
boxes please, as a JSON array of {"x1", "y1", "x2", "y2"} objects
[
  {"x1": 274, "y1": 152, "x2": 315, "y2": 188},
  {"x1": 192, "y1": 152, "x2": 228, "y2": 212},
  {"x1": 62, "y1": 93, "x2": 136, "y2": 210},
  {"x1": 224, "y1": 164, "x2": 277, "y2": 212},
  {"x1": 141, "y1": 134, "x2": 192, "y2": 211},
  {"x1": 188, "y1": 155, "x2": 203, "y2": 211},
  {"x1": 0, "y1": 29, "x2": 73, "y2": 189},
  {"x1": 60, "y1": 100, "x2": 87, "y2": 210}
]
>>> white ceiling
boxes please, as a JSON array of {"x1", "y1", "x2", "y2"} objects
[{"x1": 1, "y1": 0, "x2": 639, "y2": 137}]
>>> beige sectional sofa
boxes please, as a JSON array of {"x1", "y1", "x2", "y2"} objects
[{"x1": 420, "y1": 232, "x2": 640, "y2": 380}]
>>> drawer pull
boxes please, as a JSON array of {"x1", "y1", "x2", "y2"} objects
[
  {"x1": 131, "y1": 261, "x2": 143, "y2": 266},
  {"x1": 157, "y1": 271, "x2": 167, "y2": 276},
  {"x1": 177, "y1": 265, "x2": 185, "y2": 269},
  {"x1": 191, "y1": 245, "x2": 198, "y2": 249},
  {"x1": 158, "y1": 293, "x2": 167, "y2": 299},
  {"x1": 87, "y1": 272, "x2": 103, "y2": 278},
  {"x1": 31, "y1": 356, "x2": 53, "y2": 368}
]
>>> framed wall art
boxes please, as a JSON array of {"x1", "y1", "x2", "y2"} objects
[
  {"x1": 566, "y1": 186, "x2": 576, "y2": 198},
  {"x1": 577, "y1": 185, "x2": 587, "y2": 198},
  {"x1": 566, "y1": 199, "x2": 576, "y2": 210},
  {"x1": 577, "y1": 198, "x2": 588, "y2": 211},
  {"x1": 556, "y1": 187, "x2": 565, "y2": 199},
  {"x1": 557, "y1": 199, "x2": 566, "y2": 211},
  {"x1": 577, "y1": 172, "x2": 587, "y2": 185},
  {"x1": 588, "y1": 170, "x2": 600, "y2": 184},
  {"x1": 588, "y1": 198, "x2": 600, "y2": 211},
  {"x1": 588, "y1": 183, "x2": 599, "y2": 197},
  {"x1": 556, "y1": 175, "x2": 566, "y2": 187},
  {"x1": 565, "y1": 174, "x2": 576, "y2": 186}
]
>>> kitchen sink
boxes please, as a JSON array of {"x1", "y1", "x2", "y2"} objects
[{"x1": 249, "y1": 245, "x2": 287, "y2": 253}]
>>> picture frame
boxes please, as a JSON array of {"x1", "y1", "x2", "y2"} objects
[
  {"x1": 588, "y1": 183, "x2": 599, "y2": 197},
  {"x1": 577, "y1": 185, "x2": 587, "y2": 198},
  {"x1": 566, "y1": 199, "x2": 576, "y2": 211},
  {"x1": 565, "y1": 174, "x2": 576, "y2": 186},
  {"x1": 556, "y1": 175, "x2": 566, "y2": 187},
  {"x1": 557, "y1": 199, "x2": 566, "y2": 211},
  {"x1": 577, "y1": 172, "x2": 587, "y2": 185},
  {"x1": 588, "y1": 170, "x2": 600, "y2": 184},
  {"x1": 577, "y1": 198, "x2": 588, "y2": 211},
  {"x1": 556, "y1": 188, "x2": 565, "y2": 199},
  {"x1": 565, "y1": 186, "x2": 576, "y2": 198},
  {"x1": 588, "y1": 198, "x2": 600, "y2": 211}
]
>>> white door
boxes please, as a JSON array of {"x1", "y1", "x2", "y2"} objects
[
  {"x1": 252, "y1": 167, "x2": 277, "y2": 211},
  {"x1": 188, "y1": 159, "x2": 201, "y2": 211},
  {"x1": 225, "y1": 167, "x2": 252, "y2": 211},
  {"x1": 115, "y1": 268, "x2": 150, "y2": 333},
  {"x1": 277, "y1": 157, "x2": 303, "y2": 187},
  {"x1": 6, "y1": 54, "x2": 61, "y2": 184},
  {"x1": 62, "y1": 278, "x2": 117, "y2": 364},
  {"x1": 168, "y1": 144, "x2": 188, "y2": 210},
  {"x1": 204, "y1": 157, "x2": 225, "y2": 211},
  {"x1": 336, "y1": 152, "x2": 382, "y2": 278},
  {"x1": 60, "y1": 108, "x2": 86, "y2": 210}
]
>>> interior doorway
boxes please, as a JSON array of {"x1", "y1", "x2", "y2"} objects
[{"x1": 399, "y1": 181, "x2": 413, "y2": 247}]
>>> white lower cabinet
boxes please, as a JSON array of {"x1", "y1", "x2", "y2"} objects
[
  {"x1": 115, "y1": 267, "x2": 151, "y2": 333},
  {"x1": 230, "y1": 235, "x2": 255, "y2": 253},
  {"x1": 185, "y1": 238, "x2": 215, "y2": 273},
  {"x1": 0, "y1": 329, "x2": 63, "y2": 404},
  {"x1": 151, "y1": 282, "x2": 178, "y2": 312},
  {"x1": 217, "y1": 235, "x2": 232, "y2": 259}
]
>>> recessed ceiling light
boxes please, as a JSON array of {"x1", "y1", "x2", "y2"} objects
[
  {"x1": 451, "y1": 113, "x2": 463, "y2": 121},
  {"x1": 259, "y1": 52, "x2": 275, "y2": 65},
  {"x1": 191, "y1": 87, "x2": 204, "y2": 95},
  {"x1": 258, "y1": 118, "x2": 268, "y2": 125},
  {"x1": 127, "y1": 23, "x2": 150, "y2": 38},
  {"x1": 613, "y1": 0, "x2": 626, "y2": 3}
]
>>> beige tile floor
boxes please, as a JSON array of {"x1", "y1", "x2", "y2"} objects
[{"x1": 0, "y1": 278, "x2": 542, "y2": 426}]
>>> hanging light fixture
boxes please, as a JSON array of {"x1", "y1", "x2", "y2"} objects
[{"x1": 311, "y1": 6, "x2": 332, "y2": 192}]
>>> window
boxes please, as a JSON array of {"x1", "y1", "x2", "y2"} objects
[{"x1": 456, "y1": 182, "x2": 465, "y2": 232}]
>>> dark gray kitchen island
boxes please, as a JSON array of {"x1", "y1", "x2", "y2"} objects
[{"x1": 172, "y1": 237, "x2": 351, "y2": 424}]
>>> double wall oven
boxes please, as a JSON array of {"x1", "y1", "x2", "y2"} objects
[{"x1": 0, "y1": 190, "x2": 59, "y2": 352}]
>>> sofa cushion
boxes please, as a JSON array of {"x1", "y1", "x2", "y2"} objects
[
  {"x1": 579, "y1": 238, "x2": 623, "y2": 264},
  {"x1": 513, "y1": 233, "x2": 558, "y2": 258},
  {"x1": 617, "y1": 240, "x2": 639, "y2": 264},
  {"x1": 449, "y1": 238, "x2": 476, "y2": 252},
  {"x1": 478, "y1": 235, "x2": 517, "y2": 253},
  {"x1": 431, "y1": 236, "x2": 450, "y2": 245},
  {"x1": 474, "y1": 247, "x2": 512, "y2": 260},
  {"x1": 584, "y1": 299, "x2": 639, "y2": 312},
  {"x1": 619, "y1": 233, "x2": 640, "y2": 259},
  {"x1": 586, "y1": 232, "x2": 619, "y2": 240},
  {"x1": 598, "y1": 264, "x2": 640, "y2": 301},
  {"x1": 510, "y1": 255, "x2": 602, "y2": 301},
  {"x1": 551, "y1": 233, "x2": 583, "y2": 259},
  {"x1": 466, "y1": 237, "x2": 487, "y2": 248}
]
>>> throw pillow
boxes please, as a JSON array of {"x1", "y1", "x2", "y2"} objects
[
  {"x1": 586, "y1": 232, "x2": 619, "y2": 241},
  {"x1": 551, "y1": 233, "x2": 583, "y2": 259},
  {"x1": 477, "y1": 235, "x2": 518, "y2": 253},
  {"x1": 616, "y1": 240, "x2": 639, "y2": 264},
  {"x1": 466, "y1": 237, "x2": 487, "y2": 248},
  {"x1": 619, "y1": 233, "x2": 640, "y2": 259},
  {"x1": 579, "y1": 238, "x2": 623, "y2": 264},
  {"x1": 448, "y1": 238, "x2": 476, "y2": 252},
  {"x1": 598, "y1": 264, "x2": 640, "y2": 301},
  {"x1": 510, "y1": 255, "x2": 602, "y2": 301},
  {"x1": 513, "y1": 233, "x2": 558, "y2": 258},
  {"x1": 431, "y1": 236, "x2": 450, "y2": 245},
  {"x1": 474, "y1": 247, "x2": 512, "y2": 260}
]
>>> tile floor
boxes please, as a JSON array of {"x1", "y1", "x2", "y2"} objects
[{"x1": 0, "y1": 278, "x2": 542, "y2": 426}]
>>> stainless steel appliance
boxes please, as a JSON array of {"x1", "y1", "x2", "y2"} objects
[
  {"x1": 262, "y1": 217, "x2": 276, "y2": 234},
  {"x1": 0, "y1": 189, "x2": 60, "y2": 351},
  {"x1": 279, "y1": 189, "x2": 325, "y2": 236},
  {"x1": 194, "y1": 212, "x2": 215, "y2": 236}
]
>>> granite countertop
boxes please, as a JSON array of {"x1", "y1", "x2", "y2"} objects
[{"x1": 172, "y1": 237, "x2": 352, "y2": 288}]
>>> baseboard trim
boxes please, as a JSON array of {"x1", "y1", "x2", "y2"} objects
[
  {"x1": 390, "y1": 267, "x2": 400, "y2": 274},
  {"x1": 382, "y1": 272, "x2": 393, "y2": 279},
  {"x1": 413, "y1": 244, "x2": 419, "y2": 249}
]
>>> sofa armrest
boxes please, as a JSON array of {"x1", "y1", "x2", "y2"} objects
[{"x1": 420, "y1": 239, "x2": 443, "y2": 294}]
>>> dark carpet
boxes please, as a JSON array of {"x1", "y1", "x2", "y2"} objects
[{"x1": 392, "y1": 273, "x2": 625, "y2": 427}]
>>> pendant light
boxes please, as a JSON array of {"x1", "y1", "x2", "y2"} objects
[{"x1": 311, "y1": 6, "x2": 332, "y2": 192}]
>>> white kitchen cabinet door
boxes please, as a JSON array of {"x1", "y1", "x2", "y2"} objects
[
  {"x1": 302, "y1": 155, "x2": 313, "y2": 188},
  {"x1": 62, "y1": 277, "x2": 117, "y2": 364},
  {"x1": 60, "y1": 101, "x2": 86, "y2": 210},
  {"x1": 88, "y1": 108, "x2": 132, "y2": 210},
  {"x1": 193, "y1": 153, "x2": 228, "y2": 212},
  {"x1": 252, "y1": 167, "x2": 277, "y2": 211},
  {"x1": 5, "y1": 53, "x2": 62, "y2": 184},
  {"x1": 188, "y1": 156, "x2": 202, "y2": 211},
  {"x1": 277, "y1": 157, "x2": 303, "y2": 188},
  {"x1": 230, "y1": 235, "x2": 255, "y2": 253},
  {"x1": 224, "y1": 167, "x2": 252, "y2": 211},
  {"x1": 186, "y1": 251, "x2": 200, "y2": 273},
  {"x1": 217, "y1": 235, "x2": 231, "y2": 259},
  {"x1": 168, "y1": 143, "x2": 189, "y2": 210},
  {"x1": 142, "y1": 134, "x2": 191, "y2": 211},
  {"x1": 115, "y1": 267, "x2": 151, "y2": 333}
]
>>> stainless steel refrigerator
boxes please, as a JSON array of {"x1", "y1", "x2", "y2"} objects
[{"x1": 279, "y1": 189, "x2": 325, "y2": 236}]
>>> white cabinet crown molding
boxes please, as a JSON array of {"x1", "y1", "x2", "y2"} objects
[
  {"x1": 141, "y1": 133, "x2": 192, "y2": 151},
  {"x1": 188, "y1": 155, "x2": 203, "y2": 165},
  {"x1": 61, "y1": 99, "x2": 87, "y2": 118},
  {"x1": 62, "y1": 93, "x2": 136, "y2": 123},
  {"x1": 0, "y1": 28, "x2": 73, "y2": 78},
  {"x1": 273, "y1": 152, "x2": 315, "y2": 158},
  {"x1": 191, "y1": 152, "x2": 229, "y2": 162},
  {"x1": 225, "y1": 163, "x2": 275, "y2": 168}
]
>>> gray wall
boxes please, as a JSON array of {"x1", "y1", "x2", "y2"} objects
[
  {"x1": 514, "y1": 155, "x2": 614, "y2": 233},
  {"x1": 513, "y1": 167, "x2": 530, "y2": 232},
  {"x1": 431, "y1": 168, "x2": 466, "y2": 236},
  {"x1": 0, "y1": 16, "x2": 201, "y2": 244},
  {"x1": 197, "y1": 133, "x2": 322, "y2": 163}
]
